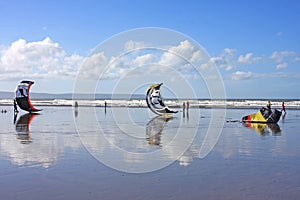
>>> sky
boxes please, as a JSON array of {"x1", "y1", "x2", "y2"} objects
[{"x1": 0, "y1": 0, "x2": 300, "y2": 99}]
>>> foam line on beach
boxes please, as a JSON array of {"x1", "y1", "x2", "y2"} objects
[{"x1": 1, "y1": 99, "x2": 300, "y2": 109}]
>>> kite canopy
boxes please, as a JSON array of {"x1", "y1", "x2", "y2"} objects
[
  {"x1": 242, "y1": 107, "x2": 281, "y2": 123},
  {"x1": 146, "y1": 83, "x2": 178, "y2": 116},
  {"x1": 15, "y1": 80, "x2": 41, "y2": 112}
]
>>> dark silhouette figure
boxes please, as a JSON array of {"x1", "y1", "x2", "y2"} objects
[
  {"x1": 267, "y1": 101, "x2": 271, "y2": 110},
  {"x1": 281, "y1": 101, "x2": 286, "y2": 113}
]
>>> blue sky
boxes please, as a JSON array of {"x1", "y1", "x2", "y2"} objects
[{"x1": 0, "y1": 0, "x2": 300, "y2": 98}]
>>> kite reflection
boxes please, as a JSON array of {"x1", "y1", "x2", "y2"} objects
[
  {"x1": 15, "y1": 113, "x2": 39, "y2": 144},
  {"x1": 243, "y1": 122, "x2": 281, "y2": 136},
  {"x1": 146, "y1": 116, "x2": 173, "y2": 146}
]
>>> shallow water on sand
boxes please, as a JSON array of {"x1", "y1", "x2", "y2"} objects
[{"x1": 0, "y1": 106, "x2": 299, "y2": 200}]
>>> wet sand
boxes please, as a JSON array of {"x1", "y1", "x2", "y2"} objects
[{"x1": 0, "y1": 106, "x2": 299, "y2": 200}]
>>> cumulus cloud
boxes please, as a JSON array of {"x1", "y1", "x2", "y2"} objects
[
  {"x1": 79, "y1": 52, "x2": 108, "y2": 79},
  {"x1": 76, "y1": 39, "x2": 209, "y2": 81},
  {"x1": 270, "y1": 51, "x2": 295, "y2": 63},
  {"x1": 276, "y1": 62, "x2": 288, "y2": 69},
  {"x1": 0, "y1": 37, "x2": 83, "y2": 80},
  {"x1": 124, "y1": 40, "x2": 145, "y2": 52},
  {"x1": 159, "y1": 40, "x2": 204, "y2": 68},
  {"x1": 269, "y1": 51, "x2": 297, "y2": 69},
  {"x1": 213, "y1": 48, "x2": 300, "y2": 72},
  {"x1": 132, "y1": 54, "x2": 156, "y2": 66},
  {"x1": 237, "y1": 53, "x2": 261, "y2": 64},
  {"x1": 211, "y1": 48, "x2": 237, "y2": 71},
  {"x1": 231, "y1": 71, "x2": 254, "y2": 81},
  {"x1": 5, "y1": 37, "x2": 299, "y2": 84},
  {"x1": 231, "y1": 70, "x2": 300, "y2": 81}
]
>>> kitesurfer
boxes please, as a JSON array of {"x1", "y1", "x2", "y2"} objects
[
  {"x1": 282, "y1": 101, "x2": 286, "y2": 113},
  {"x1": 267, "y1": 101, "x2": 271, "y2": 110}
]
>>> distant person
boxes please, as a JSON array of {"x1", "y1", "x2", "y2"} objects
[
  {"x1": 281, "y1": 101, "x2": 286, "y2": 113},
  {"x1": 74, "y1": 101, "x2": 79, "y2": 118},
  {"x1": 182, "y1": 102, "x2": 186, "y2": 111},
  {"x1": 186, "y1": 101, "x2": 189, "y2": 110},
  {"x1": 267, "y1": 101, "x2": 271, "y2": 110}
]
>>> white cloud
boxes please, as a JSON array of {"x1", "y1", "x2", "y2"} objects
[
  {"x1": 238, "y1": 53, "x2": 261, "y2": 64},
  {"x1": 231, "y1": 71, "x2": 254, "y2": 81},
  {"x1": 158, "y1": 40, "x2": 208, "y2": 74},
  {"x1": 3, "y1": 37, "x2": 298, "y2": 84},
  {"x1": 0, "y1": 37, "x2": 83, "y2": 81},
  {"x1": 295, "y1": 57, "x2": 300, "y2": 62},
  {"x1": 223, "y1": 48, "x2": 236, "y2": 56},
  {"x1": 79, "y1": 52, "x2": 109, "y2": 79},
  {"x1": 276, "y1": 62, "x2": 288, "y2": 69},
  {"x1": 132, "y1": 54, "x2": 156, "y2": 66},
  {"x1": 269, "y1": 51, "x2": 297, "y2": 70},
  {"x1": 231, "y1": 71, "x2": 300, "y2": 81},
  {"x1": 270, "y1": 51, "x2": 296, "y2": 63},
  {"x1": 78, "y1": 40, "x2": 206, "y2": 81},
  {"x1": 211, "y1": 48, "x2": 237, "y2": 71},
  {"x1": 124, "y1": 40, "x2": 145, "y2": 52},
  {"x1": 212, "y1": 48, "x2": 298, "y2": 72},
  {"x1": 159, "y1": 40, "x2": 195, "y2": 66}
]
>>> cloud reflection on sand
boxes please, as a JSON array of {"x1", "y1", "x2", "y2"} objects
[
  {"x1": 0, "y1": 107, "x2": 296, "y2": 172},
  {"x1": 0, "y1": 110, "x2": 81, "y2": 168},
  {"x1": 77, "y1": 107, "x2": 225, "y2": 172}
]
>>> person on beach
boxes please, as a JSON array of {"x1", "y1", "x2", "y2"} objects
[
  {"x1": 182, "y1": 102, "x2": 186, "y2": 111},
  {"x1": 282, "y1": 101, "x2": 286, "y2": 113},
  {"x1": 267, "y1": 101, "x2": 271, "y2": 110}
]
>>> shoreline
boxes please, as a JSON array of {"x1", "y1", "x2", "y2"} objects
[
  {"x1": 1, "y1": 98, "x2": 300, "y2": 110},
  {"x1": 1, "y1": 104, "x2": 299, "y2": 110}
]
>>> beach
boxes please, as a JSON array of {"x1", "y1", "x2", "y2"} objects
[{"x1": 0, "y1": 105, "x2": 299, "y2": 200}]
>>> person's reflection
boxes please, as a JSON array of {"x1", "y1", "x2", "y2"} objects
[
  {"x1": 281, "y1": 112, "x2": 286, "y2": 123},
  {"x1": 146, "y1": 116, "x2": 172, "y2": 146},
  {"x1": 15, "y1": 113, "x2": 39, "y2": 144},
  {"x1": 74, "y1": 101, "x2": 79, "y2": 118},
  {"x1": 243, "y1": 122, "x2": 281, "y2": 136}
]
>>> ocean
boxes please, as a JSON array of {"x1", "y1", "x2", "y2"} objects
[{"x1": 1, "y1": 98, "x2": 300, "y2": 109}]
